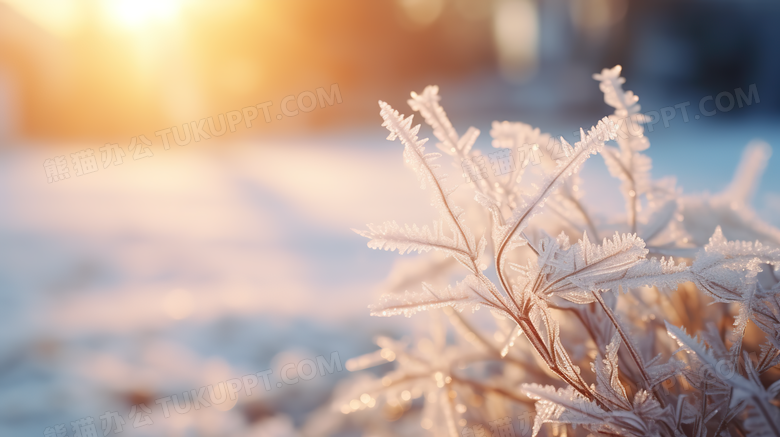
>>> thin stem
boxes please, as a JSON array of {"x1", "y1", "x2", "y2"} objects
[
  {"x1": 601, "y1": 147, "x2": 637, "y2": 235},
  {"x1": 591, "y1": 290, "x2": 664, "y2": 407}
]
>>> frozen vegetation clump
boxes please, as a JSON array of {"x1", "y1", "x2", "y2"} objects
[{"x1": 317, "y1": 66, "x2": 780, "y2": 437}]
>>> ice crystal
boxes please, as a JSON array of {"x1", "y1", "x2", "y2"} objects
[{"x1": 342, "y1": 66, "x2": 780, "y2": 437}]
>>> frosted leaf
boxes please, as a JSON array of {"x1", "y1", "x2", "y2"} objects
[
  {"x1": 552, "y1": 333, "x2": 584, "y2": 385},
  {"x1": 408, "y1": 85, "x2": 479, "y2": 159},
  {"x1": 355, "y1": 220, "x2": 471, "y2": 260},
  {"x1": 665, "y1": 322, "x2": 761, "y2": 399},
  {"x1": 593, "y1": 65, "x2": 642, "y2": 120},
  {"x1": 593, "y1": 65, "x2": 686, "y2": 241},
  {"x1": 536, "y1": 232, "x2": 690, "y2": 303},
  {"x1": 522, "y1": 384, "x2": 605, "y2": 437},
  {"x1": 495, "y1": 118, "x2": 618, "y2": 282},
  {"x1": 528, "y1": 371, "x2": 710, "y2": 436},
  {"x1": 591, "y1": 332, "x2": 630, "y2": 410},
  {"x1": 378, "y1": 101, "x2": 477, "y2": 256},
  {"x1": 689, "y1": 227, "x2": 780, "y2": 356},
  {"x1": 693, "y1": 227, "x2": 780, "y2": 287},
  {"x1": 369, "y1": 276, "x2": 505, "y2": 317}
]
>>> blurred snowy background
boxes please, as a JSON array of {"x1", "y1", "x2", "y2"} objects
[{"x1": 0, "y1": 0, "x2": 778, "y2": 436}]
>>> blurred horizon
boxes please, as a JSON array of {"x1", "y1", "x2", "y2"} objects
[{"x1": 1, "y1": 0, "x2": 778, "y2": 143}]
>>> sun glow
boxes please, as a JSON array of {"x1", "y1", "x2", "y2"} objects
[
  {"x1": 103, "y1": 0, "x2": 181, "y2": 30},
  {"x1": 2, "y1": 0, "x2": 183, "y2": 36}
]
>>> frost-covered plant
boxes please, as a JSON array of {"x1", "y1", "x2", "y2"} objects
[{"x1": 329, "y1": 66, "x2": 780, "y2": 437}]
